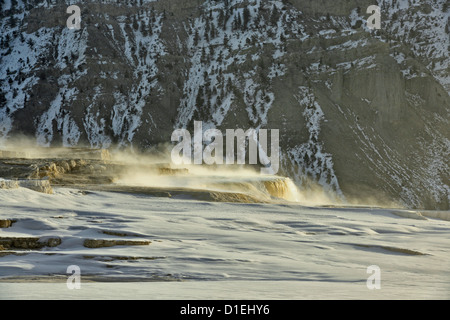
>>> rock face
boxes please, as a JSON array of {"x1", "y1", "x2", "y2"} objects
[
  {"x1": 0, "y1": 219, "x2": 16, "y2": 228},
  {"x1": 0, "y1": 0, "x2": 449, "y2": 209},
  {"x1": 0, "y1": 178, "x2": 19, "y2": 189},
  {"x1": 83, "y1": 239, "x2": 151, "y2": 248},
  {"x1": 0, "y1": 177, "x2": 52, "y2": 193},
  {"x1": 0, "y1": 237, "x2": 61, "y2": 250}
]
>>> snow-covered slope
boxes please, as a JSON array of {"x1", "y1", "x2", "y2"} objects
[{"x1": 1, "y1": 186, "x2": 450, "y2": 299}]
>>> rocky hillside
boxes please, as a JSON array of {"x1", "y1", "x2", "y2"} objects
[{"x1": 0, "y1": 0, "x2": 449, "y2": 209}]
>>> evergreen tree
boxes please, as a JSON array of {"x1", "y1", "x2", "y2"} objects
[
  {"x1": 148, "y1": 23, "x2": 153, "y2": 35},
  {"x1": 243, "y1": 7, "x2": 250, "y2": 29},
  {"x1": 132, "y1": 16, "x2": 139, "y2": 30},
  {"x1": 233, "y1": 13, "x2": 242, "y2": 30},
  {"x1": 218, "y1": 10, "x2": 224, "y2": 28},
  {"x1": 196, "y1": 86, "x2": 205, "y2": 108},
  {"x1": 9, "y1": 15, "x2": 16, "y2": 28},
  {"x1": 193, "y1": 29, "x2": 199, "y2": 46},
  {"x1": 226, "y1": 77, "x2": 232, "y2": 92},
  {"x1": 210, "y1": 23, "x2": 216, "y2": 39},
  {"x1": 270, "y1": 5, "x2": 279, "y2": 26},
  {"x1": 0, "y1": 89, "x2": 6, "y2": 107},
  {"x1": 27, "y1": 38, "x2": 34, "y2": 48},
  {"x1": 140, "y1": 22, "x2": 147, "y2": 36}
]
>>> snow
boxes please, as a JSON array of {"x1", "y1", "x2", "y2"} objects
[
  {"x1": 175, "y1": 0, "x2": 308, "y2": 130},
  {"x1": 31, "y1": 25, "x2": 89, "y2": 147},
  {"x1": 288, "y1": 87, "x2": 343, "y2": 199},
  {"x1": 243, "y1": 73, "x2": 274, "y2": 127},
  {"x1": 83, "y1": 86, "x2": 112, "y2": 149},
  {"x1": 108, "y1": 10, "x2": 166, "y2": 146},
  {"x1": 0, "y1": 2, "x2": 55, "y2": 142},
  {"x1": 0, "y1": 185, "x2": 449, "y2": 300},
  {"x1": 327, "y1": 38, "x2": 369, "y2": 51},
  {"x1": 381, "y1": 0, "x2": 450, "y2": 92},
  {"x1": 36, "y1": 87, "x2": 80, "y2": 147},
  {"x1": 335, "y1": 55, "x2": 377, "y2": 72}
]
